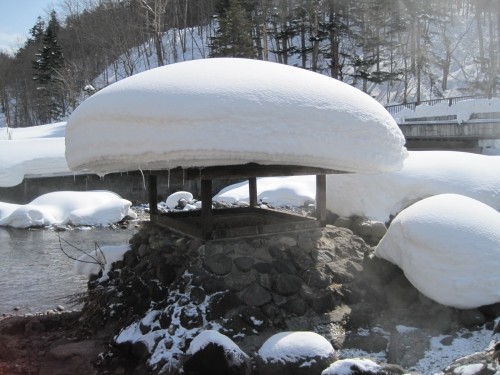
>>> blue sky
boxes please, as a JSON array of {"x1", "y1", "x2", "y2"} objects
[{"x1": 0, "y1": 0, "x2": 57, "y2": 54}]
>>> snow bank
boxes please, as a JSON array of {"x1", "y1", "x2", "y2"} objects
[
  {"x1": 327, "y1": 151, "x2": 500, "y2": 222},
  {"x1": 257, "y1": 331, "x2": 334, "y2": 364},
  {"x1": 0, "y1": 191, "x2": 136, "y2": 228},
  {"x1": 74, "y1": 244, "x2": 130, "y2": 282},
  {"x1": 214, "y1": 175, "x2": 316, "y2": 207},
  {"x1": 375, "y1": 194, "x2": 500, "y2": 309},
  {"x1": 66, "y1": 58, "x2": 407, "y2": 174},
  {"x1": 0, "y1": 122, "x2": 70, "y2": 187},
  {"x1": 0, "y1": 138, "x2": 71, "y2": 187}
]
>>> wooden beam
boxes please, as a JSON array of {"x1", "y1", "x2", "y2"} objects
[
  {"x1": 149, "y1": 174, "x2": 158, "y2": 216},
  {"x1": 249, "y1": 177, "x2": 258, "y2": 207},
  {"x1": 184, "y1": 163, "x2": 346, "y2": 180},
  {"x1": 201, "y1": 179, "x2": 213, "y2": 239},
  {"x1": 315, "y1": 174, "x2": 327, "y2": 225}
]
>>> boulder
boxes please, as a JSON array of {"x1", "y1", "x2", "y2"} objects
[{"x1": 256, "y1": 331, "x2": 335, "y2": 375}]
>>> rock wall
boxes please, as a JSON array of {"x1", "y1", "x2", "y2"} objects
[{"x1": 78, "y1": 222, "x2": 499, "y2": 375}]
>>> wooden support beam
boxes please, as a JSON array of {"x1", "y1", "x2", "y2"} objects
[
  {"x1": 315, "y1": 174, "x2": 327, "y2": 225},
  {"x1": 201, "y1": 179, "x2": 213, "y2": 239},
  {"x1": 184, "y1": 164, "x2": 345, "y2": 180},
  {"x1": 149, "y1": 174, "x2": 158, "y2": 216},
  {"x1": 249, "y1": 177, "x2": 258, "y2": 207}
]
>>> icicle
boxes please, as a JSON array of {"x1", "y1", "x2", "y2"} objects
[
  {"x1": 138, "y1": 165, "x2": 146, "y2": 191},
  {"x1": 167, "y1": 168, "x2": 170, "y2": 191},
  {"x1": 182, "y1": 168, "x2": 185, "y2": 187}
]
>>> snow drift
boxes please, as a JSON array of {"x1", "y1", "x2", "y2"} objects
[
  {"x1": 375, "y1": 194, "x2": 500, "y2": 309},
  {"x1": 327, "y1": 151, "x2": 500, "y2": 222},
  {"x1": 0, "y1": 191, "x2": 136, "y2": 228},
  {"x1": 65, "y1": 58, "x2": 407, "y2": 174}
]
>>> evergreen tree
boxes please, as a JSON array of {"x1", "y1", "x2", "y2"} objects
[
  {"x1": 32, "y1": 10, "x2": 65, "y2": 124},
  {"x1": 209, "y1": 0, "x2": 256, "y2": 58}
]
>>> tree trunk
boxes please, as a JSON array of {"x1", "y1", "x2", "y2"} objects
[{"x1": 476, "y1": 5, "x2": 486, "y2": 73}]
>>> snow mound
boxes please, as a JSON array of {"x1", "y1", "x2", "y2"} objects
[
  {"x1": 66, "y1": 58, "x2": 407, "y2": 174},
  {"x1": 327, "y1": 151, "x2": 500, "y2": 222},
  {"x1": 321, "y1": 358, "x2": 381, "y2": 375},
  {"x1": 375, "y1": 194, "x2": 500, "y2": 309},
  {"x1": 0, "y1": 191, "x2": 136, "y2": 228},
  {"x1": 74, "y1": 244, "x2": 131, "y2": 282},
  {"x1": 257, "y1": 331, "x2": 334, "y2": 365}
]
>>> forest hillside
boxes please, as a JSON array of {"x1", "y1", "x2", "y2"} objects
[{"x1": 0, "y1": 0, "x2": 499, "y2": 127}]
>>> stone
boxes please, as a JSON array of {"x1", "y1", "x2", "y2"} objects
[
  {"x1": 272, "y1": 259, "x2": 296, "y2": 274},
  {"x1": 283, "y1": 297, "x2": 308, "y2": 316},
  {"x1": 180, "y1": 305, "x2": 203, "y2": 329},
  {"x1": 240, "y1": 283, "x2": 272, "y2": 307},
  {"x1": 352, "y1": 217, "x2": 387, "y2": 241},
  {"x1": 343, "y1": 332, "x2": 389, "y2": 353},
  {"x1": 224, "y1": 270, "x2": 257, "y2": 292},
  {"x1": 202, "y1": 278, "x2": 227, "y2": 294},
  {"x1": 254, "y1": 262, "x2": 274, "y2": 274},
  {"x1": 459, "y1": 309, "x2": 486, "y2": 328},
  {"x1": 204, "y1": 253, "x2": 233, "y2": 276},
  {"x1": 207, "y1": 292, "x2": 242, "y2": 320},
  {"x1": 287, "y1": 247, "x2": 314, "y2": 270},
  {"x1": 333, "y1": 216, "x2": 353, "y2": 229},
  {"x1": 190, "y1": 287, "x2": 206, "y2": 305},
  {"x1": 182, "y1": 342, "x2": 251, "y2": 375},
  {"x1": 301, "y1": 268, "x2": 332, "y2": 289},
  {"x1": 241, "y1": 307, "x2": 268, "y2": 330},
  {"x1": 273, "y1": 274, "x2": 303, "y2": 296},
  {"x1": 311, "y1": 290, "x2": 336, "y2": 314},
  {"x1": 233, "y1": 257, "x2": 254, "y2": 272}
]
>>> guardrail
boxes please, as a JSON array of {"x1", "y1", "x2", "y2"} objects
[{"x1": 385, "y1": 95, "x2": 496, "y2": 115}]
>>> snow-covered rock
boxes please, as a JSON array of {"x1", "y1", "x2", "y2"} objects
[
  {"x1": 183, "y1": 330, "x2": 251, "y2": 375},
  {"x1": 321, "y1": 358, "x2": 381, "y2": 375},
  {"x1": 65, "y1": 58, "x2": 407, "y2": 175},
  {"x1": 74, "y1": 244, "x2": 131, "y2": 282},
  {"x1": 375, "y1": 194, "x2": 500, "y2": 309},
  {"x1": 256, "y1": 331, "x2": 336, "y2": 375}
]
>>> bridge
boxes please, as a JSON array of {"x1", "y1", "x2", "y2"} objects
[{"x1": 385, "y1": 96, "x2": 500, "y2": 152}]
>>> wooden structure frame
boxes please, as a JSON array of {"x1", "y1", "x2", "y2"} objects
[{"x1": 149, "y1": 163, "x2": 344, "y2": 240}]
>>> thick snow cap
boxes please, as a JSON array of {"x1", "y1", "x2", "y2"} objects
[
  {"x1": 65, "y1": 58, "x2": 407, "y2": 174},
  {"x1": 375, "y1": 194, "x2": 500, "y2": 309}
]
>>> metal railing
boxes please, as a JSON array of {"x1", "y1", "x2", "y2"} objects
[{"x1": 385, "y1": 95, "x2": 496, "y2": 115}]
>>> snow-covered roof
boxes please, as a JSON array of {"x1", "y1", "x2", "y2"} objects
[{"x1": 65, "y1": 58, "x2": 407, "y2": 175}]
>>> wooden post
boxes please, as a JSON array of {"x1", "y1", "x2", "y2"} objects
[
  {"x1": 315, "y1": 174, "x2": 327, "y2": 225},
  {"x1": 201, "y1": 179, "x2": 213, "y2": 239},
  {"x1": 249, "y1": 177, "x2": 258, "y2": 207},
  {"x1": 149, "y1": 174, "x2": 158, "y2": 218}
]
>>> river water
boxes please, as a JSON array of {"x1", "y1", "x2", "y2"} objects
[{"x1": 0, "y1": 226, "x2": 138, "y2": 315}]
